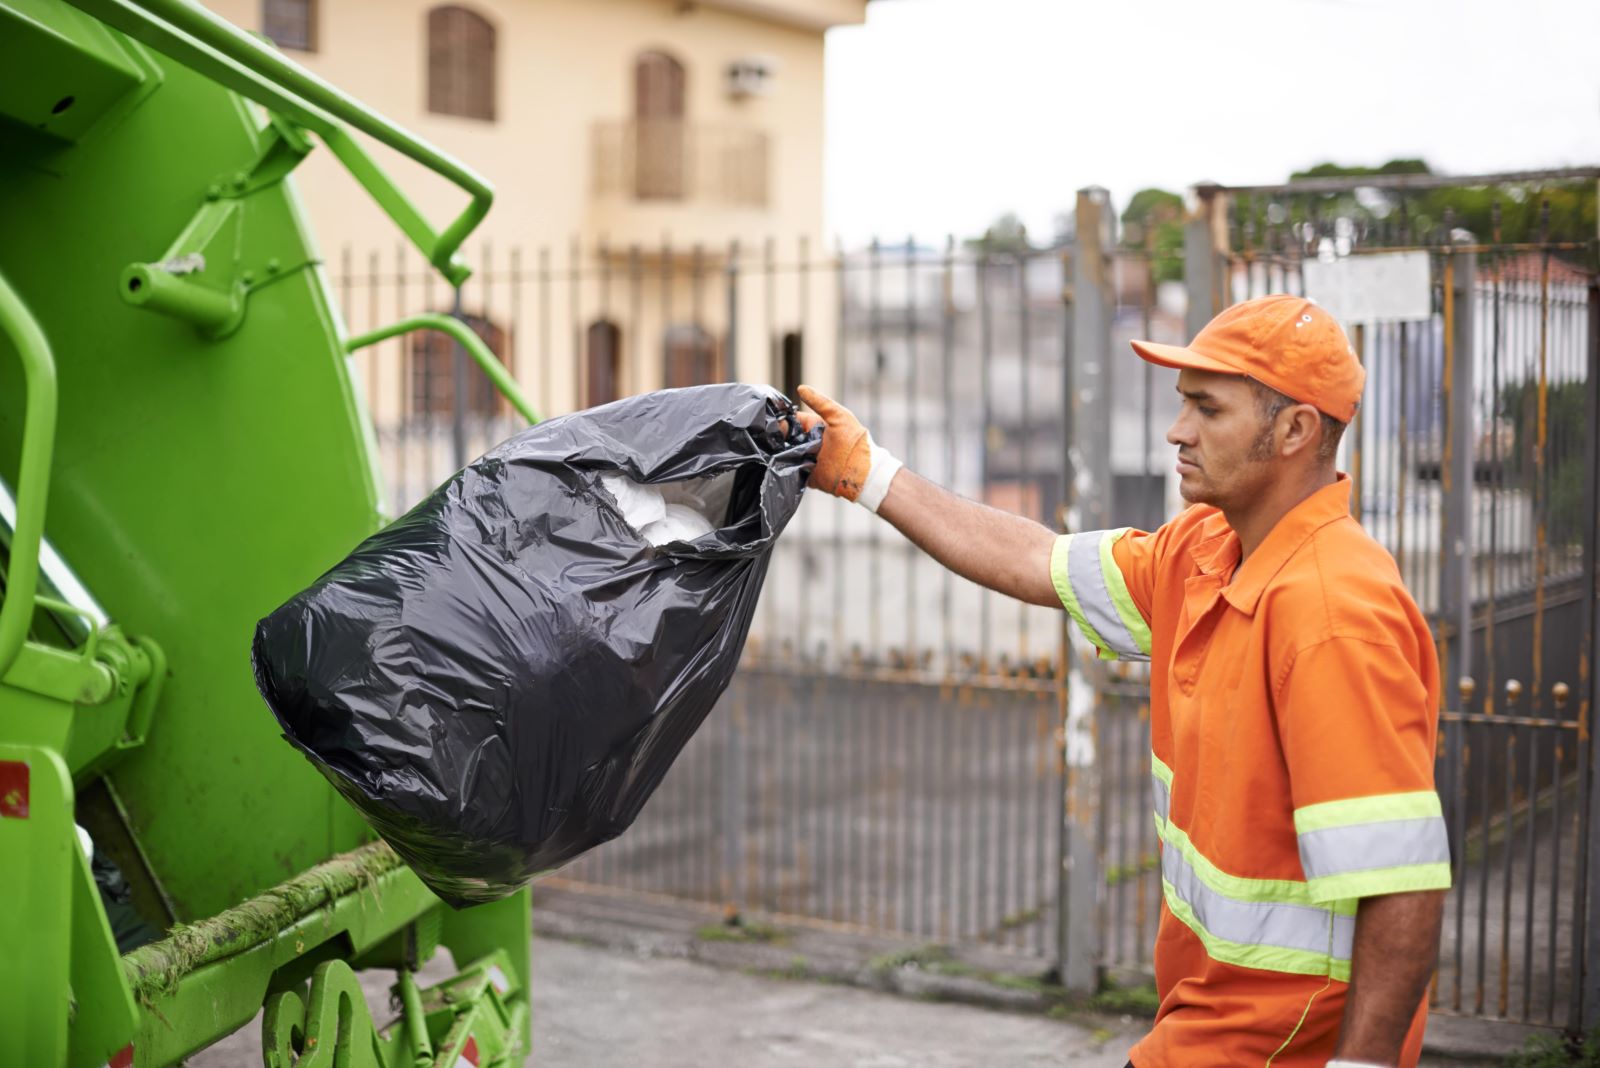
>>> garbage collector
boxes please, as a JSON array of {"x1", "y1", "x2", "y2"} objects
[{"x1": 795, "y1": 294, "x2": 1451, "y2": 1068}]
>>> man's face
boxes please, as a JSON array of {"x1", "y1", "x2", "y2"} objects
[{"x1": 1166, "y1": 369, "x2": 1275, "y2": 508}]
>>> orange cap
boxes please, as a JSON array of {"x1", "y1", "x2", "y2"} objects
[{"x1": 1130, "y1": 294, "x2": 1364, "y2": 423}]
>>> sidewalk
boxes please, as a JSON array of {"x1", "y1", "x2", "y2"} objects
[
  {"x1": 188, "y1": 884, "x2": 1550, "y2": 1065},
  {"x1": 189, "y1": 927, "x2": 1141, "y2": 1067},
  {"x1": 535, "y1": 936, "x2": 1138, "y2": 1066},
  {"x1": 530, "y1": 885, "x2": 1550, "y2": 1066}
]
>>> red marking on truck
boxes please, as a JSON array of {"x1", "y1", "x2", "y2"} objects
[
  {"x1": 487, "y1": 964, "x2": 510, "y2": 994},
  {"x1": 0, "y1": 761, "x2": 28, "y2": 819},
  {"x1": 453, "y1": 1034, "x2": 480, "y2": 1068},
  {"x1": 107, "y1": 1043, "x2": 134, "y2": 1068}
]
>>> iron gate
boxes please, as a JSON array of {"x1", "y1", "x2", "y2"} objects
[
  {"x1": 545, "y1": 235, "x2": 1078, "y2": 960},
  {"x1": 334, "y1": 169, "x2": 1599, "y2": 1027},
  {"x1": 1093, "y1": 173, "x2": 1600, "y2": 1029}
]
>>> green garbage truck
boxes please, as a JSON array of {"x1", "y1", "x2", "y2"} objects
[{"x1": 1, "y1": 2, "x2": 541, "y2": 1063}]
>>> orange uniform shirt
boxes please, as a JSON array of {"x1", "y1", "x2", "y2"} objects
[{"x1": 1052, "y1": 476, "x2": 1451, "y2": 1067}]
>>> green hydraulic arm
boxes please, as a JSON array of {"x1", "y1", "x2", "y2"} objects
[
  {"x1": 60, "y1": 0, "x2": 492, "y2": 285},
  {"x1": 349, "y1": 315, "x2": 542, "y2": 426},
  {"x1": 0, "y1": 267, "x2": 57, "y2": 680}
]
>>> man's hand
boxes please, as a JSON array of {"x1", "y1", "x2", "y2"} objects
[
  {"x1": 796, "y1": 385, "x2": 901, "y2": 510},
  {"x1": 795, "y1": 384, "x2": 1059, "y2": 608}
]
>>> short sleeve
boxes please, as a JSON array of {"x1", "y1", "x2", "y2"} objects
[
  {"x1": 1277, "y1": 637, "x2": 1452, "y2": 902},
  {"x1": 1049, "y1": 528, "x2": 1153, "y2": 662}
]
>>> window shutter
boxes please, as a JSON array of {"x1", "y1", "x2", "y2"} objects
[
  {"x1": 427, "y1": 6, "x2": 496, "y2": 121},
  {"x1": 262, "y1": 0, "x2": 314, "y2": 51}
]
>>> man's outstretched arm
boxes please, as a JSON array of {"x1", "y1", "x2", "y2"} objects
[
  {"x1": 797, "y1": 385, "x2": 1059, "y2": 608},
  {"x1": 1332, "y1": 889, "x2": 1446, "y2": 1065},
  {"x1": 876, "y1": 468, "x2": 1059, "y2": 607}
]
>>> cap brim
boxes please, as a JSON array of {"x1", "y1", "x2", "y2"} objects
[{"x1": 1130, "y1": 339, "x2": 1244, "y2": 376}]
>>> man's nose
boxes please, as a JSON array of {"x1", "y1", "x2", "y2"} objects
[{"x1": 1167, "y1": 414, "x2": 1193, "y2": 447}]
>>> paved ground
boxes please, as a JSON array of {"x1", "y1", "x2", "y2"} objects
[
  {"x1": 532, "y1": 937, "x2": 1140, "y2": 1067},
  {"x1": 189, "y1": 935, "x2": 1142, "y2": 1067}
]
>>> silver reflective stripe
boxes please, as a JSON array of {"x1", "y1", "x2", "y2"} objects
[
  {"x1": 1152, "y1": 773, "x2": 1171, "y2": 827},
  {"x1": 1163, "y1": 840, "x2": 1354, "y2": 959},
  {"x1": 1298, "y1": 816, "x2": 1451, "y2": 880},
  {"x1": 1067, "y1": 532, "x2": 1143, "y2": 659}
]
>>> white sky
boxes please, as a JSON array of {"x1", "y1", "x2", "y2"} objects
[{"x1": 823, "y1": 0, "x2": 1600, "y2": 243}]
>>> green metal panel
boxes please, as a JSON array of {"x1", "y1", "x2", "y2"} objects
[
  {"x1": 0, "y1": 22, "x2": 386, "y2": 918},
  {"x1": 0, "y1": 5, "x2": 534, "y2": 1063},
  {"x1": 68, "y1": 826, "x2": 140, "y2": 1068},
  {"x1": 0, "y1": 0, "x2": 149, "y2": 144},
  {"x1": 0, "y1": 744, "x2": 76, "y2": 1067}
]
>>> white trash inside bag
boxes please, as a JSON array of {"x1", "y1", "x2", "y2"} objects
[{"x1": 601, "y1": 472, "x2": 730, "y2": 546}]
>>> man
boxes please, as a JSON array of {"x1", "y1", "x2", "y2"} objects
[{"x1": 795, "y1": 294, "x2": 1451, "y2": 1067}]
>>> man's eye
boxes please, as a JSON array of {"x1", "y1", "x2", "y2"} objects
[{"x1": 1198, "y1": 406, "x2": 1218, "y2": 417}]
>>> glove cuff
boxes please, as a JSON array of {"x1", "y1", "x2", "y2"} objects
[{"x1": 856, "y1": 441, "x2": 903, "y2": 513}]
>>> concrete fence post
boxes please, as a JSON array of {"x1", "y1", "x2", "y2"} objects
[
  {"x1": 1057, "y1": 186, "x2": 1115, "y2": 993},
  {"x1": 1184, "y1": 184, "x2": 1229, "y2": 337},
  {"x1": 1439, "y1": 249, "x2": 1477, "y2": 692}
]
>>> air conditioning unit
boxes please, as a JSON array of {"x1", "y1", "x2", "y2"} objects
[{"x1": 725, "y1": 55, "x2": 777, "y2": 99}]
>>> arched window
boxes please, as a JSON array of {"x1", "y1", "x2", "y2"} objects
[
  {"x1": 262, "y1": 0, "x2": 315, "y2": 51},
  {"x1": 408, "y1": 314, "x2": 510, "y2": 418},
  {"x1": 586, "y1": 320, "x2": 623, "y2": 407},
  {"x1": 427, "y1": 6, "x2": 496, "y2": 121},
  {"x1": 664, "y1": 324, "x2": 716, "y2": 389},
  {"x1": 633, "y1": 50, "x2": 685, "y2": 199}
]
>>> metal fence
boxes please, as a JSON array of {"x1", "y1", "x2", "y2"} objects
[
  {"x1": 559, "y1": 669, "x2": 1064, "y2": 956},
  {"x1": 1161, "y1": 175, "x2": 1600, "y2": 1029},
  {"x1": 331, "y1": 170, "x2": 1600, "y2": 1030}
]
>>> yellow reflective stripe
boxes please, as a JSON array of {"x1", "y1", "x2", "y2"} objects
[
  {"x1": 1100, "y1": 529, "x2": 1152, "y2": 657},
  {"x1": 1293, "y1": 790, "x2": 1443, "y2": 834},
  {"x1": 1051, "y1": 534, "x2": 1116, "y2": 660},
  {"x1": 1154, "y1": 760, "x2": 1380, "y2": 981},
  {"x1": 1306, "y1": 863, "x2": 1453, "y2": 904},
  {"x1": 1151, "y1": 751, "x2": 1174, "y2": 788},
  {"x1": 1151, "y1": 751, "x2": 1173, "y2": 834},
  {"x1": 1160, "y1": 811, "x2": 1354, "y2": 913},
  {"x1": 1160, "y1": 878, "x2": 1352, "y2": 982}
]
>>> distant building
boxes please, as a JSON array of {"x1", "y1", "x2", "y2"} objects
[{"x1": 209, "y1": 0, "x2": 866, "y2": 423}]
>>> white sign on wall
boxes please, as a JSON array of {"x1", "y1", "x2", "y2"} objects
[{"x1": 1302, "y1": 250, "x2": 1433, "y2": 323}]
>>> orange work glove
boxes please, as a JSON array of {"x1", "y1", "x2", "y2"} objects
[{"x1": 795, "y1": 385, "x2": 903, "y2": 512}]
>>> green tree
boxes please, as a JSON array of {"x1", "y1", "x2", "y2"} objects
[
  {"x1": 1495, "y1": 377, "x2": 1588, "y2": 548},
  {"x1": 967, "y1": 211, "x2": 1033, "y2": 256},
  {"x1": 1120, "y1": 187, "x2": 1185, "y2": 282},
  {"x1": 1261, "y1": 159, "x2": 1597, "y2": 246}
]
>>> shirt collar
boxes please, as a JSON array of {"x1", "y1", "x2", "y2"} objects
[{"x1": 1189, "y1": 475, "x2": 1353, "y2": 616}]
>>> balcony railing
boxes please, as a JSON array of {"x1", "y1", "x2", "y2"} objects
[{"x1": 591, "y1": 120, "x2": 769, "y2": 209}]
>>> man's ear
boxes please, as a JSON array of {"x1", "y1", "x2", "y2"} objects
[{"x1": 1279, "y1": 403, "x2": 1323, "y2": 458}]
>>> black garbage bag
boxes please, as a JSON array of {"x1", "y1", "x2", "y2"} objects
[
  {"x1": 252, "y1": 384, "x2": 815, "y2": 905},
  {"x1": 92, "y1": 849, "x2": 160, "y2": 953}
]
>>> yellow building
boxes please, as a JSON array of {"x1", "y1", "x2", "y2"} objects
[{"x1": 207, "y1": 0, "x2": 863, "y2": 502}]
